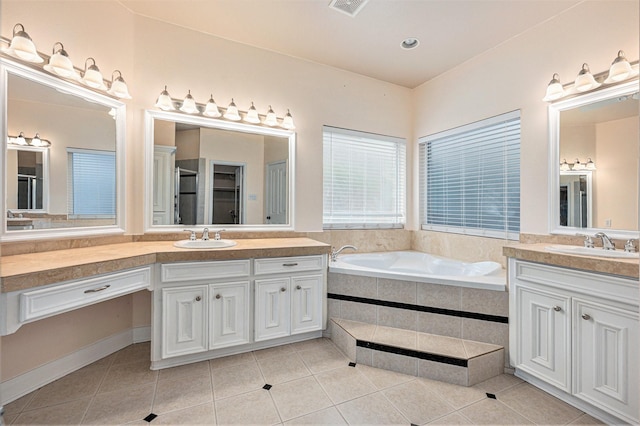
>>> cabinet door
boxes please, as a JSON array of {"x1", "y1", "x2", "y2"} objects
[
  {"x1": 516, "y1": 285, "x2": 571, "y2": 392},
  {"x1": 209, "y1": 281, "x2": 250, "y2": 349},
  {"x1": 255, "y1": 278, "x2": 290, "y2": 341},
  {"x1": 162, "y1": 286, "x2": 207, "y2": 358},
  {"x1": 574, "y1": 299, "x2": 639, "y2": 423},
  {"x1": 291, "y1": 274, "x2": 323, "y2": 335}
]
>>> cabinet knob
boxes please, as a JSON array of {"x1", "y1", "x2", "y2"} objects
[
  {"x1": 280, "y1": 287, "x2": 287, "y2": 292},
  {"x1": 553, "y1": 306, "x2": 562, "y2": 312},
  {"x1": 195, "y1": 296, "x2": 201, "y2": 302},
  {"x1": 215, "y1": 294, "x2": 221, "y2": 299},
  {"x1": 296, "y1": 285, "x2": 302, "y2": 290},
  {"x1": 581, "y1": 313, "x2": 591, "y2": 320}
]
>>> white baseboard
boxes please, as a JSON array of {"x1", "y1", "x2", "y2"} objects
[{"x1": 1, "y1": 326, "x2": 151, "y2": 405}]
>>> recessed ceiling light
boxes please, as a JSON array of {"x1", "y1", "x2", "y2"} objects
[{"x1": 401, "y1": 37, "x2": 420, "y2": 50}]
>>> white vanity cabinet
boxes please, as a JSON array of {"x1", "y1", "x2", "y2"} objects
[
  {"x1": 509, "y1": 259, "x2": 639, "y2": 424},
  {"x1": 153, "y1": 254, "x2": 327, "y2": 369},
  {"x1": 254, "y1": 256, "x2": 324, "y2": 341}
]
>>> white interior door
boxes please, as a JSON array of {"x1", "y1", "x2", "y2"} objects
[{"x1": 265, "y1": 161, "x2": 287, "y2": 224}]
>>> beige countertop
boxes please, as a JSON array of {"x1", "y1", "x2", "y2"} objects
[
  {"x1": 503, "y1": 243, "x2": 639, "y2": 280},
  {"x1": 0, "y1": 238, "x2": 331, "y2": 293}
]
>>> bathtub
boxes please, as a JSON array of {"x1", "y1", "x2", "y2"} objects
[{"x1": 329, "y1": 250, "x2": 506, "y2": 291}]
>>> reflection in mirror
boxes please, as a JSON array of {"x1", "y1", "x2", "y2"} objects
[
  {"x1": 550, "y1": 78, "x2": 639, "y2": 237},
  {"x1": 559, "y1": 171, "x2": 592, "y2": 228},
  {"x1": 1, "y1": 59, "x2": 125, "y2": 239},
  {"x1": 146, "y1": 111, "x2": 294, "y2": 230}
]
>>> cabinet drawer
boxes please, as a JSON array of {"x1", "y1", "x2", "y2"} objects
[
  {"x1": 20, "y1": 267, "x2": 151, "y2": 322},
  {"x1": 161, "y1": 260, "x2": 251, "y2": 282},
  {"x1": 254, "y1": 255, "x2": 324, "y2": 275}
]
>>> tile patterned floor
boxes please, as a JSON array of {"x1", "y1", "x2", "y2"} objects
[{"x1": 3, "y1": 338, "x2": 604, "y2": 425}]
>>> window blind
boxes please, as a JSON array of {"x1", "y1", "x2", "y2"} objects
[
  {"x1": 323, "y1": 126, "x2": 406, "y2": 229},
  {"x1": 67, "y1": 148, "x2": 116, "y2": 218},
  {"x1": 419, "y1": 111, "x2": 520, "y2": 240}
]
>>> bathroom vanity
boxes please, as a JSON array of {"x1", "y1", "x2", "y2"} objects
[
  {"x1": 505, "y1": 246, "x2": 638, "y2": 425},
  {"x1": 152, "y1": 254, "x2": 326, "y2": 369}
]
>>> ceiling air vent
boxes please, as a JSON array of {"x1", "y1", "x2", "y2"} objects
[{"x1": 329, "y1": 0, "x2": 370, "y2": 17}]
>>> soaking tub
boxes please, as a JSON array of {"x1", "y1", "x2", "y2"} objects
[{"x1": 329, "y1": 250, "x2": 506, "y2": 291}]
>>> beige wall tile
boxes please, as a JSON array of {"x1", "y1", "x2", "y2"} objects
[
  {"x1": 377, "y1": 306, "x2": 417, "y2": 330},
  {"x1": 461, "y1": 288, "x2": 509, "y2": 317},
  {"x1": 417, "y1": 282, "x2": 462, "y2": 311},
  {"x1": 467, "y1": 349, "x2": 504, "y2": 386},
  {"x1": 328, "y1": 273, "x2": 377, "y2": 298},
  {"x1": 417, "y1": 312, "x2": 463, "y2": 338},
  {"x1": 377, "y1": 278, "x2": 417, "y2": 303},
  {"x1": 372, "y1": 351, "x2": 418, "y2": 376},
  {"x1": 329, "y1": 321, "x2": 357, "y2": 361},
  {"x1": 418, "y1": 359, "x2": 468, "y2": 387},
  {"x1": 339, "y1": 300, "x2": 377, "y2": 323}
]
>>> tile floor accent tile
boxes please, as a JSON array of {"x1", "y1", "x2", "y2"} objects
[{"x1": 2, "y1": 338, "x2": 606, "y2": 425}]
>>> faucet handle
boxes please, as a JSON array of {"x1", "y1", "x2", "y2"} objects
[
  {"x1": 624, "y1": 239, "x2": 637, "y2": 253},
  {"x1": 576, "y1": 233, "x2": 594, "y2": 248},
  {"x1": 214, "y1": 229, "x2": 226, "y2": 240},
  {"x1": 183, "y1": 229, "x2": 197, "y2": 241}
]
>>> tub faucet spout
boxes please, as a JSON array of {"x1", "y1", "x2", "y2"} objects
[{"x1": 331, "y1": 245, "x2": 357, "y2": 262}]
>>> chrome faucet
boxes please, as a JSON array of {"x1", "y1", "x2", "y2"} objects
[
  {"x1": 330, "y1": 245, "x2": 357, "y2": 262},
  {"x1": 594, "y1": 232, "x2": 616, "y2": 250},
  {"x1": 576, "y1": 233, "x2": 594, "y2": 248},
  {"x1": 216, "y1": 229, "x2": 226, "y2": 240},
  {"x1": 202, "y1": 228, "x2": 210, "y2": 241},
  {"x1": 183, "y1": 229, "x2": 197, "y2": 241},
  {"x1": 624, "y1": 239, "x2": 637, "y2": 253}
]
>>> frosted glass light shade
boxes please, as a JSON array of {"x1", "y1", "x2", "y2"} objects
[
  {"x1": 107, "y1": 70, "x2": 132, "y2": 99},
  {"x1": 559, "y1": 159, "x2": 571, "y2": 171},
  {"x1": 1, "y1": 24, "x2": 44, "y2": 63},
  {"x1": 179, "y1": 90, "x2": 198, "y2": 114},
  {"x1": 574, "y1": 63, "x2": 600, "y2": 93},
  {"x1": 604, "y1": 51, "x2": 638, "y2": 83},
  {"x1": 203, "y1": 96, "x2": 222, "y2": 117},
  {"x1": 155, "y1": 86, "x2": 175, "y2": 110},
  {"x1": 81, "y1": 58, "x2": 106, "y2": 90},
  {"x1": 281, "y1": 109, "x2": 295, "y2": 130},
  {"x1": 263, "y1": 106, "x2": 278, "y2": 126},
  {"x1": 244, "y1": 102, "x2": 260, "y2": 124},
  {"x1": 44, "y1": 43, "x2": 80, "y2": 81},
  {"x1": 543, "y1": 73, "x2": 565, "y2": 102},
  {"x1": 223, "y1": 99, "x2": 241, "y2": 121}
]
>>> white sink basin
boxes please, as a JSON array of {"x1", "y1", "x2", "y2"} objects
[
  {"x1": 545, "y1": 245, "x2": 639, "y2": 259},
  {"x1": 173, "y1": 239, "x2": 237, "y2": 249}
]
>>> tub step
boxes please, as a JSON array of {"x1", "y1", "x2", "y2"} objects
[{"x1": 330, "y1": 318, "x2": 504, "y2": 387}]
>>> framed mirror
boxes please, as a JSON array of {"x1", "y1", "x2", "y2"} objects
[
  {"x1": 549, "y1": 78, "x2": 639, "y2": 238},
  {"x1": 1, "y1": 59, "x2": 126, "y2": 241},
  {"x1": 144, "y1": 110, "x2": 295, "y2": 232}
]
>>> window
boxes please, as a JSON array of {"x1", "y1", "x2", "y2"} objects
[
  {"x1": 419, "y1": 111, "x2": 520, "y2": 239},
  {"x1": 323, "y1": 126, "x2": 406, "y2": 229},
  {"x1": 67, "y1": 148, "x2": 116, "y2": 218}
]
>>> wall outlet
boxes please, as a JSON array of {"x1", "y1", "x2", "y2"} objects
[{"x1": 604, "y1": 219, "x2": 612, "y2": 228}]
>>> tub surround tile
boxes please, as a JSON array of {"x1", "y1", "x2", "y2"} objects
[
  {"x1": 419, "y1": 359, "x2": 468, "y2": 387},
  {"x1": 467, "y1": 349, "x2": 505, "y2": 386},
  {"x1": 329, "y1": 319, "x2": 357, "y2": 361},
  {"x1": 418, "y1": 311, "x2": 463, "y2": 338},
  {"x1": 332, "y1": 318, "x2": 376, "y2": 341},
  {"x1": 377, "y1": 305, "x2": 417, "y2": 330},
  {"x1": 328, "y1": 273, "x2": 378, "y2": 298},
  {"x1": 377, "y1": 278, "x2": 417, "y2": 304},
  {"x1": 355, "y1": 346, "x2": 373, "y2": 365},
  {"x1": 417, "y1": 282, "x2": 462, "y2": 311},
  {"x1": 339, "y1": 300, "x2": 377, "y2": 323},
  {"x1": 372, "y1": 325, "x2": 417, "y2": 349},
  {"x1": 372, "y1": 350, "x2": 418, "y2": 376},
  {"x1": 461, "y1": 287, "x2": 509, "y2": 317}
]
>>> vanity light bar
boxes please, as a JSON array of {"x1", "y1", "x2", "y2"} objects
[
  {"x1": 543, "y1": 51, "x2": 639, "y2": 102},
  {"x1": 155, "y1": 86, "x2": 296, "y2": 130},
  {"x1": 559, "y1": 158, "x2": 596, "y2": 171},
  {"x1": 7, "y1": 132, "x2": 51, "y2": 148},
  {"x1": 0, "y1": 24, "x2": 132, "y2": 100}
]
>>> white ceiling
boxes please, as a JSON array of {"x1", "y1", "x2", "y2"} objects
[{"x1": 118, "y1": 0, "x2": 582, "y2": 88}]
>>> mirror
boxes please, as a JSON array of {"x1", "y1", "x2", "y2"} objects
[
  {"x1": 145, "y1": 110, "x2": 295, "y2": 231},
  {"x1": 1, "y1": 59, "x2": 126, "y2": 240},
  {"x1": 550, "y1": 78, "x2": 639, "y2": 238}
]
